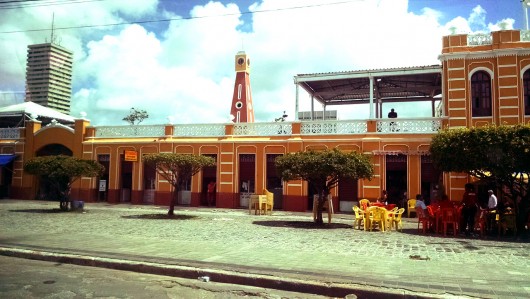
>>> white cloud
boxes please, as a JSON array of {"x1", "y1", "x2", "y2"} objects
[{"x1": 0, "y1": 0, "x2": 520, "y2": 124}]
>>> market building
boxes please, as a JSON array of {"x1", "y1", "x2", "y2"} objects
[{"x1": 1, "y1": 29, "x2": 529, "y2": 212}]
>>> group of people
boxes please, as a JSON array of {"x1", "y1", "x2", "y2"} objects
[{"x1": 413, "y1": 183, "x2": 501, "y2": 236}]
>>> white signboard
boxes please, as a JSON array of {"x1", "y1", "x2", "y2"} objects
[{"x1": 99, "y1": 180, "x2": 106, "y2": 192}]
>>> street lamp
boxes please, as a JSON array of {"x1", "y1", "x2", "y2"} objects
[{"x1": 523, "y1": 0, "x2": 530, "y2": 30}]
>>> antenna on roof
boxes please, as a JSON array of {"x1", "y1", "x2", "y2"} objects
[{"x1": 46, "y1": 13, "x2": 61, "y2": 45}]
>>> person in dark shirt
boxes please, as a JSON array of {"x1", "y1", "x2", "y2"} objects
[
  {"x1": 460, "y1": 183, "x2": 478, "y2": 236},
  {"x1": 388, "y1": 108, "x2": 397, "y2": 118}
]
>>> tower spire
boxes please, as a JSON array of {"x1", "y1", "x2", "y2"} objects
[{"x1": 229, "y1": 51, "x2": 254, "y2": 123}]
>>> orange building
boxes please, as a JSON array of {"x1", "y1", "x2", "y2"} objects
[{"x1": 1, "y1": 29, "x2": 529, "y2": 212}]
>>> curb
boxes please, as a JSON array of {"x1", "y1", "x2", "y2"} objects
[{"x1": 0, "y1": 246, "x2": 444, "y2": 299}]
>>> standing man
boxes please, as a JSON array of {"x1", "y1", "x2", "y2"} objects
[
  {"x1": 207, "y1": 181, "x2": 216, "y2": 207},
  {"x1": 487, "y1": 190, "x2": 497, "y2": 210},
  {"x1": 460, "y1": 183, "x2": 478, "y2": 236},
  {"x1": 388, "y1": 108, "x2": 397, "y2": 131}
]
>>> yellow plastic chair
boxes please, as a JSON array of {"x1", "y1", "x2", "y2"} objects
[
  {"x1": 384, "y1": 207, "x2": 399, "y2": 230},
  {"x1": 259, "y1": 189, "x2": 274, "y2": 215},
  {"x1": 391, "y1": 208, "x2": 405, "y2": 231},
  {"x1": 359, "y1": 198, "x2": 370, "y2": 210},
  {"x1": 407, "y1": 199, "x2": 417, "y2": 218},
  {"x1": 352, "y1": 206, "x2": 365, "y2": 230},
  {"x1": 367, "y1": 206, "x2": 386, "y2": 232}
]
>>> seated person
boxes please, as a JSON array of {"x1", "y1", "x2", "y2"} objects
[{"x1": 415, "y1": 194, "x2": 427, "y2": 212}]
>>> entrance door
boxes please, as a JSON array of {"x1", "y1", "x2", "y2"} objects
[
  {"x1": 421, "y1": 155, "x2": 441, "y2": 205},
  {"x1": 339, "y1": 177, "x2": 357, "y2": 212},
  {"x1": 266, "y1": 154, "x2": 283, "y2": 209},
  {"x1": 143, "y1": 158, "x2": 156, "y2": 204},
  {"x1": 239, "y1": 154, "x2": 255, "y2": 207},
  {"x1": 386, "y1": 154, "x2": 407, "y2": 207},
  {"x1": 201, "y1": 154, "x2": 217, "y2": 206},
  {"x1": 120, "y1": 155, "x2": 132, "y2": 202},
  {"x1": 97, "y1": 154, "x2": 110, "y2": 202}
]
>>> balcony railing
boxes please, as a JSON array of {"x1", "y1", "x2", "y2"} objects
[
  {"x1": 0, "y1": 128, "x2": 20, "y2": 139},
  {"x1": 376, "y1": 118, "x2": 442, "y2": 133},
  {"x1": 467, "y1": 33, "x2": 492, "y2": 46},
  {"x1": 173, "y1": 123, "x2": 226, "y2": 137},
  {"x1": 93, "y1": 118, "x2": 443, "y2": 138},
  {"x1": 300, "y1": 120, "x2": 367, "y2": 135},
  {"x1": 234, "y1": 122, "x2": 292, "y2": 136},
  {"x1": 95, "y1": 125, "x2": 166, "y2": 137}
]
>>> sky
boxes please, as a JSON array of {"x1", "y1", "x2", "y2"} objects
[{"x1": 0, "y1": 0, "x2": 523, "y2": 125}]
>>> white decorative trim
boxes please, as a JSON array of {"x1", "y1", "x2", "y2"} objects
[
  {"x1": 469, "y1": 66, "x2": 494, "y2": 78},
  {"x1": 440, "y1": 48, "x2": 530, "y2": 62}
]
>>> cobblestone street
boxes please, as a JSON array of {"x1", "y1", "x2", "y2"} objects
[{"x1": 1, "y1": 200, "x2": 529, "y2": 298}]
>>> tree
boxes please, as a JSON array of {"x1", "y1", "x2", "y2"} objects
[
  {"x1": 430, "y1": 124, "x2": 530, "y2": 232},
  {"x1": 275, "y1": 149, "x2": 374, "y2": 224},
  {"x1": 123, "y1": 108, "x2": 149, "y2": 125},
  {"x1": 24, "y1": 155, "x2": 105, "y2": 211},
  {"x1": 143, "y1": 153, "x2": 216, "y2": 215}
]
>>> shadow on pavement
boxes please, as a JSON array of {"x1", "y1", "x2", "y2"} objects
[
  {"x1": 253, "y1": 220, "x2": 352, "y2": 229},
  {"x1": 121, "y1": 214, "x2": 198, "y2": 220},
  {"x1": 9, "y1": 209, "x2": 64, "y2": 214}
]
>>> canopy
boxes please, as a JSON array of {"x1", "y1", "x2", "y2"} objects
[{"x1": 0, "y1": 154, "x2": 16, "y2": 166}]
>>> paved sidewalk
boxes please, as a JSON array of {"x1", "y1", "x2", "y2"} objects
[{"x1": 1, "y1": 200, "x2": 529, "y2": 298}]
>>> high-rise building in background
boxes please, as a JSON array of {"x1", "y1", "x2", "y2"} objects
[{"x1": 25, "y1": 43, "x2": 73, "y2": 115}]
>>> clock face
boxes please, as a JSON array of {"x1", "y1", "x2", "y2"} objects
[{"x1": 237, "y1": 57, "x2": 245, "y2": 65}]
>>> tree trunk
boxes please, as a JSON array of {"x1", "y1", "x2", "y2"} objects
[
  {"x1": 314, "y1": 190, "x2": 326, "y2": 225},
  {"x1": 168, "y1": 188, "x2": 178, "y2": 215}
]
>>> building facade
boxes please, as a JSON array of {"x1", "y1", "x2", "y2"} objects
[
  {"x1": 2, "y1": 30, "x2": 530, "y2": 212},
  {"x1": 25, "y1": 43, "x2": 73, "y2": 115}
]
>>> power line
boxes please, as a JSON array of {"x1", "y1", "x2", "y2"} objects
[
  {"x1": 0, "y1": 0, "x2": 106, "y2": 9},
  {"x1": 0, "y1": 0, "x2": 360, "y2": 34}
]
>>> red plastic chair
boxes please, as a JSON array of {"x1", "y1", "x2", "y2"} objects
[
  {"x1": 416, "y1": 207, "x2": 430, "y2": 233},
  {"x1": 441, "y1": 207, "x2": 459, "y2": 236}
]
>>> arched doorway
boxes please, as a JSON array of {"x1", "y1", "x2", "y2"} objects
[
  {"x1": 36, "y1": 144, "x2": 73, "y2": 157},
  {"x1": 34, "y1": 144, "x2": 73, "y2": 201}
]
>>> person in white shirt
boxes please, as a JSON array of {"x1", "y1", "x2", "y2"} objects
[{"x1": 487, "y1": 190, "x2": 497, "y2": 210}]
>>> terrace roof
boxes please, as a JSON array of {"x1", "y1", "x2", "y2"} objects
[{"x1": 293, "y1": 65, "x2": 442, "y2": 118}]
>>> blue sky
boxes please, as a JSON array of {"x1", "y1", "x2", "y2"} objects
[{"x1": 0, "y1": 0, "x2": 523, "y2": 125}]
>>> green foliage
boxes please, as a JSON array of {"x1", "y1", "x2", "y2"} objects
[
  {"x1": 24, "y1": 155, "x2": 105, "y2": 210},
  {"x1": 275, "y1": 149, "x2": 374, "y2": 224},
  {"x1": 430, "y1": 124, "x2": 530, "y2": 229},
  {"x1": 143, "y1": 153, "x2": 216, "y2": 215},
  {"x1": 122, "y1": 108, "x2": 149, "y2": 125}
]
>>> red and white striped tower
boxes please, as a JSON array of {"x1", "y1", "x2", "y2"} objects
[{"x1": 230, "y1": 51, "x2": 254, "y2": 123}]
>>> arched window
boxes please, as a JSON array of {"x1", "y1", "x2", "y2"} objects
[
  {"x1": 523, "y1": 69, "x2": 530, "y2": 115},
  {"x1": 471, "y1": 71, "x2": 492, "y2": 117}
]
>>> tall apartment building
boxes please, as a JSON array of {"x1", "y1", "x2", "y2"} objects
[{"x1": 25, "y1": 43, "x2": 73, "y2": 115}]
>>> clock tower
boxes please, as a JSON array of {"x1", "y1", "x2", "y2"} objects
[{"x1": 230, "y1": 51, "x2": 254, "y2": 123}]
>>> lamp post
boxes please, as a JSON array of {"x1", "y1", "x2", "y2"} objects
[{"x1": 523, "y1": 0, "x2": 530, "y2": 30}]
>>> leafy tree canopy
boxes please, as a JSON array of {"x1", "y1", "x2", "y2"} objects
[
  {"x1": 143, "y1": 153, "x2": 215, "y2": 215},
  {"x1": 123, "y1": 108, "x2": 149, "y2": 125},
  {"x1": 430, "y1": 124, "x2": 530, "y2": 230},
  {"x1": 275, "y1": 149, "x2": 374, "y2": 224},
  {"x1": 24, "y1": 155, "x2": 105, "y2": 210}
]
